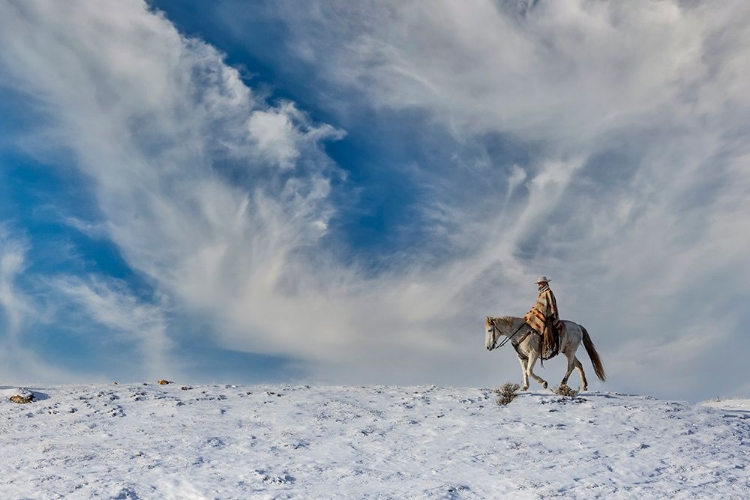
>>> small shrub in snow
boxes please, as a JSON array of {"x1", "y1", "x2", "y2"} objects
[
  {"x1": 554, "y1": 384, "x2": 578, "y2": 398},
  {"x1": 10, "y1": 394, "x2": 34, "y2": 404},
  {"x1": 494, "y1": 383, "x2": 520, "y2": 406}
]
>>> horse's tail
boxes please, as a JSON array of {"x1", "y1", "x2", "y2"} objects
[{"x1": 581, "y1": 326, "x2": 607, "y2": 382}]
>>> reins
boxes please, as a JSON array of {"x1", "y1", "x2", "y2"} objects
[{"x1": 493, "y1": 320, "x2": 527, "y2": 350}]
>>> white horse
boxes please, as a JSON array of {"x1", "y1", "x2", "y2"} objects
[{"x1": 485, "y1": 316, "x2": 606, "y2": 391}]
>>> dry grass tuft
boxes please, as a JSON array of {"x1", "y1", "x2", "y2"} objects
[
  {"x1": 554, "y1": 384, "x2": 579, "y2": 397},
  {"x1": 157, "y1": 380, "x2": 171, "y2": 385},
  {"x1": 10, "y1": 394, "x2": 34, "y2": 404},
  {"x1": 494, "y1": 382, "x2": 520, "y2": 406}
]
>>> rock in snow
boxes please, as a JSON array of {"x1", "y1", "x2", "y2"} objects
[{"x1": 0, "y1": 384, "x2": 748, "y2": 498}]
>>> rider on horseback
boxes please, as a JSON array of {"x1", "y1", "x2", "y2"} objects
[{"x1": 523, "y1": 276, "x2": 563, "y2": 359}]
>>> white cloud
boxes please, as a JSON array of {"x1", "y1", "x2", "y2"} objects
[
  {"x1": 244, "y1": 102, "x2": 344, "y2": 171},
  {"x1": 0, "y1": 228, "x2": 80, "y2": 383},
  {"x1": 247, "y1": 109, "x2": 300, "y2": 170},
  {"x1": 52, "y1": 276, "x2": 173, "y2": 379},
  {"x1": 268, "y1": 1, "x2": 715, "y2": 145},
  {"x1": 0, "y1": 228, "x2": 32, "y2": 343}
]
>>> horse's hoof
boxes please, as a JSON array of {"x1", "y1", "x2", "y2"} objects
[
  {"x1": 521, "y1": 386, "x2": 529, "y2": 391},
  {"x1": 542, "y1": 382, "x2": 548, "y2": 389}
]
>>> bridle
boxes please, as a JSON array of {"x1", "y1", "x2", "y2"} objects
[{"x1": 488, "y1": 319, "x2": 527, "y2": 350}]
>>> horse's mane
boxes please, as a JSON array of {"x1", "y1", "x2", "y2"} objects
[{"x1": 487, "y1": 315, "x2": 518, "y2": 328}]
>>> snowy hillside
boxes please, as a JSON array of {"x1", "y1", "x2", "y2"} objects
[{"x1": 1, "y1": 384, "x2": 748, "y2": 499}]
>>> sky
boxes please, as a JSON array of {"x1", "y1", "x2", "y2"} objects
[{"x1": 0, "y1": 0, "x2": 749, "y2": 402}]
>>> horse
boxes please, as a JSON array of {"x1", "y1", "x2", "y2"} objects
[{"x1": 485, "y1": 316, "x2": 606, "y2": 391}]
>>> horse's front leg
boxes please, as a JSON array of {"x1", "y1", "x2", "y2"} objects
[
  {"x1": 518, "y1": 356, "x2": 530, "y2": 391},
  {"x1": 526, "y1": 352, "x2": 548, "y2": 390}
]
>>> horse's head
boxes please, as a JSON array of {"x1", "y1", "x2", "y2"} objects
[{"x1": 485, "y1": 316, "x2": 499, "y2": 351}]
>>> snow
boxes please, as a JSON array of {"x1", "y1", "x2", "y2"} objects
[{"x1": 1, "y1": 384, "x2": 748, "y2": 499}]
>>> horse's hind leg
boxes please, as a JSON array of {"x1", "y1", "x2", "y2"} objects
[
  {"x1": 560, "y1": 353, "x2": 576, "y2": 388},
  {"x1": 526, "y1": 353, "x2": 548, "y2": 390},
  {"x1": 573, "y1": 356, "x2": 588, "y2": 391}
]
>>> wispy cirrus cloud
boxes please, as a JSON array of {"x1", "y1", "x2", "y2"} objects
[
  {"x1": 0, "y1": 0, "x2": 455, "y2": 382},
  {"x1": 0, "y1": 227, "x2": 77, "y2": 383},
  {"x1": 0, "y1": 227, "x2": 32, "y2": 344},
  {"x1": 50, "y1": 276, "x2": 172, "y2": 380}
]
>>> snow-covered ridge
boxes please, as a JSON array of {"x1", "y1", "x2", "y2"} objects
[{"x1": 1, "y1": 384, "x2": 748, "y2": 499}]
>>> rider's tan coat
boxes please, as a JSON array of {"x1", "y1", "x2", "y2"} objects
[
  {"x1": 524, "y1": 286, "x2": 563, "y2": 356},
  {"x1": 524, "y1": 287, "x2": 561, "y2": 330}
]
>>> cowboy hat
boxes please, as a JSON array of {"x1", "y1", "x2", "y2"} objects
[{"x1": 536, "y1": 276, "x2": 550, "y2": 283}]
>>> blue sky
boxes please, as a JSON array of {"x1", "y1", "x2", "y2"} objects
[{"x1": 1, "y1": 1, "x2": 749, "y2": 402}]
